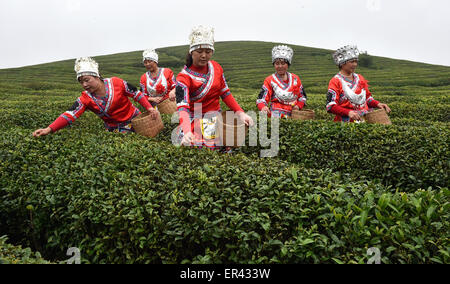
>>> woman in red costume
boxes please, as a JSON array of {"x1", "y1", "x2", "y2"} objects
[
  {"x1": 257, "y1": 45, "x2": 307, "y2": 118},
  {"x1": 175, "y1": 25, "x2": 253, "y2": 149},
  {"x1": 33, "y1": 57, "x2": 158, "y2": 136},
  {"x1": 326, "y1": 45, "x2": 390, "y2": 122},
  {"x1": 140, "y1": 49, "x2": 176, "y2": 107}
]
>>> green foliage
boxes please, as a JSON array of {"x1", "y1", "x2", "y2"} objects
[
  {"x1": 0, "y1": 130, "x2": 448, "y2": 264},
  {"x1": 358, "y1": 54, "x2": 375, "y2": 69},
  {"x1": 241, "y1": 120, "x2": 449, "y2": 191},
  {"x1": 0, "y1": 236, "x2": 52, "y2": 264}
]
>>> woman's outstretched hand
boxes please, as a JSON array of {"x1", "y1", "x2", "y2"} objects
[
  {"x1": 147, "y1": 107, "x2": 160, "y2": 119},
  {"x1": 377, "y1": 103, "x2": 391, "y2": 114},
  {"x1": 260, "y1": 106, "x2": 271, "y2": 116},
  {"x1": 149, "y1": 96, "x2": 164, "y2": 105},
  {"x1": 181, "y1": 131, "x2": 194, "y2": 146},
  {"x1": 348, "y1": 111, "x2": 361, "y2": 122},
  {"x1": 32, "y1": 127, "x2": 52, "y2": 137},
  {"x1": 169, "y1": 89, "x2": 176, "y2": 101},
  {"x1": 237, "y1": 111, "x2": 254, "y2": 127}
]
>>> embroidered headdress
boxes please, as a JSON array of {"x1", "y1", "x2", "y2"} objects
[
  {"x1": 189, "y1": 25, "x2": 215, "y2": 54},
  {"x1": 143, "y1": 49, "x2": 159, "y2": 63},
  {"x1": 272, "y1": 45, "x2": 294, "y2": 65},
  {"x1": 74, "y1": 57, "x2": 99, "y2": 79},
  {"x1": 333, "y1": 45, "x2": 360, "y2": 66}
]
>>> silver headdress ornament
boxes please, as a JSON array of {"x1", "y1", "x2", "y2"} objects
[
  {"x1": 189, "y1": 25, "x2": 215, "y2": 54},
  {"x1": 272, "y1": 45, "x2": 294, "y2": 65},
  {"x1": 143, "y1": 49, "x2": 159, "y2": 63},
  {"x1": 333, "y1": 45, "x2": 360, "y2": 66},
  {"x1": 74, "y1": 57, "x2": 99, "y2": 79}
]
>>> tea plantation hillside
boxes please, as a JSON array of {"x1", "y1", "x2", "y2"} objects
[{"x1": 0, "y1": 41, "x2": 448, "y2": 264}]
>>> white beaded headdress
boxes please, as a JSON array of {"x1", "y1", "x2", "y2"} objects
[
  {"x1": 74, "y1": 57, "x2": 99, "y2": 79},
  {"x1": 189, "y1": 25, "x2": 215, "y2": 54},
  {"x1": 333, "y1": 45, "x2": 360, "y2": 66},
  {"x1": 272, "y1": 45, "x2": 294, "y2": 65},
  {"x1": 143, "y1": 49, "x2": 159, "y2": 63}
]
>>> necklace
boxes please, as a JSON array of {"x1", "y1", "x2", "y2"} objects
[
  {"x1": 277, "y1": 72, "x2": 288, "y2": 81},
  {"x1": 339, "y1": 72, "x2": 353, "y2": 81},
  {"x1": 150, "y1": 68, "x2": 160, "y2": 79}
]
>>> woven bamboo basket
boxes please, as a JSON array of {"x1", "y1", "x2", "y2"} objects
[
  {"x1": 157, "y1": 99, "x2": 177, "y2": 115},
  {"x1": 364, "y1": 109, "x2": 392, "y2": 125},
  {"x1": 131, "y1": 111, "x2": 164, "y2": 138},
  {"x1": 216, "y1": 111, "x2": 248, "y2": 147},
  {"x1": 291, "y1": 109, "x2": 315, "y2": 121}
]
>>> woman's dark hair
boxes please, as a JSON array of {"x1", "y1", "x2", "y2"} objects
[
  {"x1": 273, "y1": 58, "x2": 290, "y2": 67},
  {"x1": 77, "y1": 75, "x2": 104, "y2": 82},
  {"x1": 185, "y1": 52, "x2": 193, "y2": 67}
]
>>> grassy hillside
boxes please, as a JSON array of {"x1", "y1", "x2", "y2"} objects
[
  {"x1": 1, "y1": 41, "x2": 449, "y2": 122},
  {"x1": 0, "y1": 41, "x2": 448, "y2": 264}
]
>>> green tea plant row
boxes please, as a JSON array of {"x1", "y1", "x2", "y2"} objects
[
  {"x1": 0, "y1": 236, "x2": 52, "y2": 264},
  {"x1": 0, "y1": 93, "x2": 448, "y2": 193},
  {"x1": 0, "y1": 129, "x2": 448, "y2": 264},
  {"x1": 0, "y1": 41, "x2": 448, "y2": 264},
  {"x1": 149, "y1": 114, "x2": 449, "y2": 192},
  {"x1": 1, "y1": 91, "x2": 448, "y2": 133}
]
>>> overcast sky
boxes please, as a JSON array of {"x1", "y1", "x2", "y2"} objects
[{"x1": 1, "y1": 0, "x2": 449, "y2": 69}]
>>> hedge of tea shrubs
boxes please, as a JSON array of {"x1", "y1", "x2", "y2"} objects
[
  {"x1": 240, "y1": 120, "x2": 449, "y2": 192},
  {"x1": 0, "y1": 41, "x2": 449, "y2": 264},
  {"x1": 0, "y1": 236, "x2": 52, "y2": 264},
  {"x1": 0, "y1": 128, "x2": 448, "y2": 264}
]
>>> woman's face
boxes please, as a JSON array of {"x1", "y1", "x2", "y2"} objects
[
  {"x1": 191, "y1": 48, "x2": 213, "y2": 67},
  {"x1": 341, "y1": 59, "x2": 358, "y2": 74},
  {"x1": 78, "y1": 76, "x2": 102, "y2": 93},
  {"x1": 274, "y1": 59, "x2": 289, "y2": 76},
  {"x1": 144, "y1": 60, "x2": 158, "y2": 72}
]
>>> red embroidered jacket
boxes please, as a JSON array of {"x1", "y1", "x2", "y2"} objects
[
  {"x1": 140, "y1": 68, "x2": 176, "y2": 100},
  {"x1": 257, "y1": 72, "x2": 307, "y2": 114},
  {"x1": 326, "y1": 73, "x2": 379, "y2": 122},
  {"x1": 175, "y1": 60, "x2": 243, "y2": 134}
]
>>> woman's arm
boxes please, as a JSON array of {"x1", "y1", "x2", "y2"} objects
[
  {"x1": 33, "y1": 98, "x2": 87, "y2": 136},
  {"x1": 140, "y1": 74, "x2": 147, "y2": 94},
  {"x1": 295, "y1": 85, "x2": 307, "y2": 110},
  {"x1": 326, "y1": 88, "x2": 352, "y2": 117},
  {"x1": 222, "y1": 94, "x2": 244, "y2": 113},
  {"x1": 222, "y1": 95, "x2": 254, "y2": 126},
  {"x1": 168, "y1": 70, "x2": 177, "y2": 101},
  {"x1": 257, "y1": 78, "x2": 273, "y2": 113},
  {"x1": 175, "y1": 80, "x2": 192, "y2": 135},
  {"x1": 123, "y1": 80, "x2": 154, "y2": 111}
]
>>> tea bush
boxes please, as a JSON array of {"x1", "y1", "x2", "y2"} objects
[
  {"x1": 0, "y1": 129, "x2": 448, "y2": 264},
  {"x1": 0, "y1": 236, "x2": 52, "y2": 264},
  {"x1": 241, "y1": 120, "x2": 449, "y2": 191}
]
